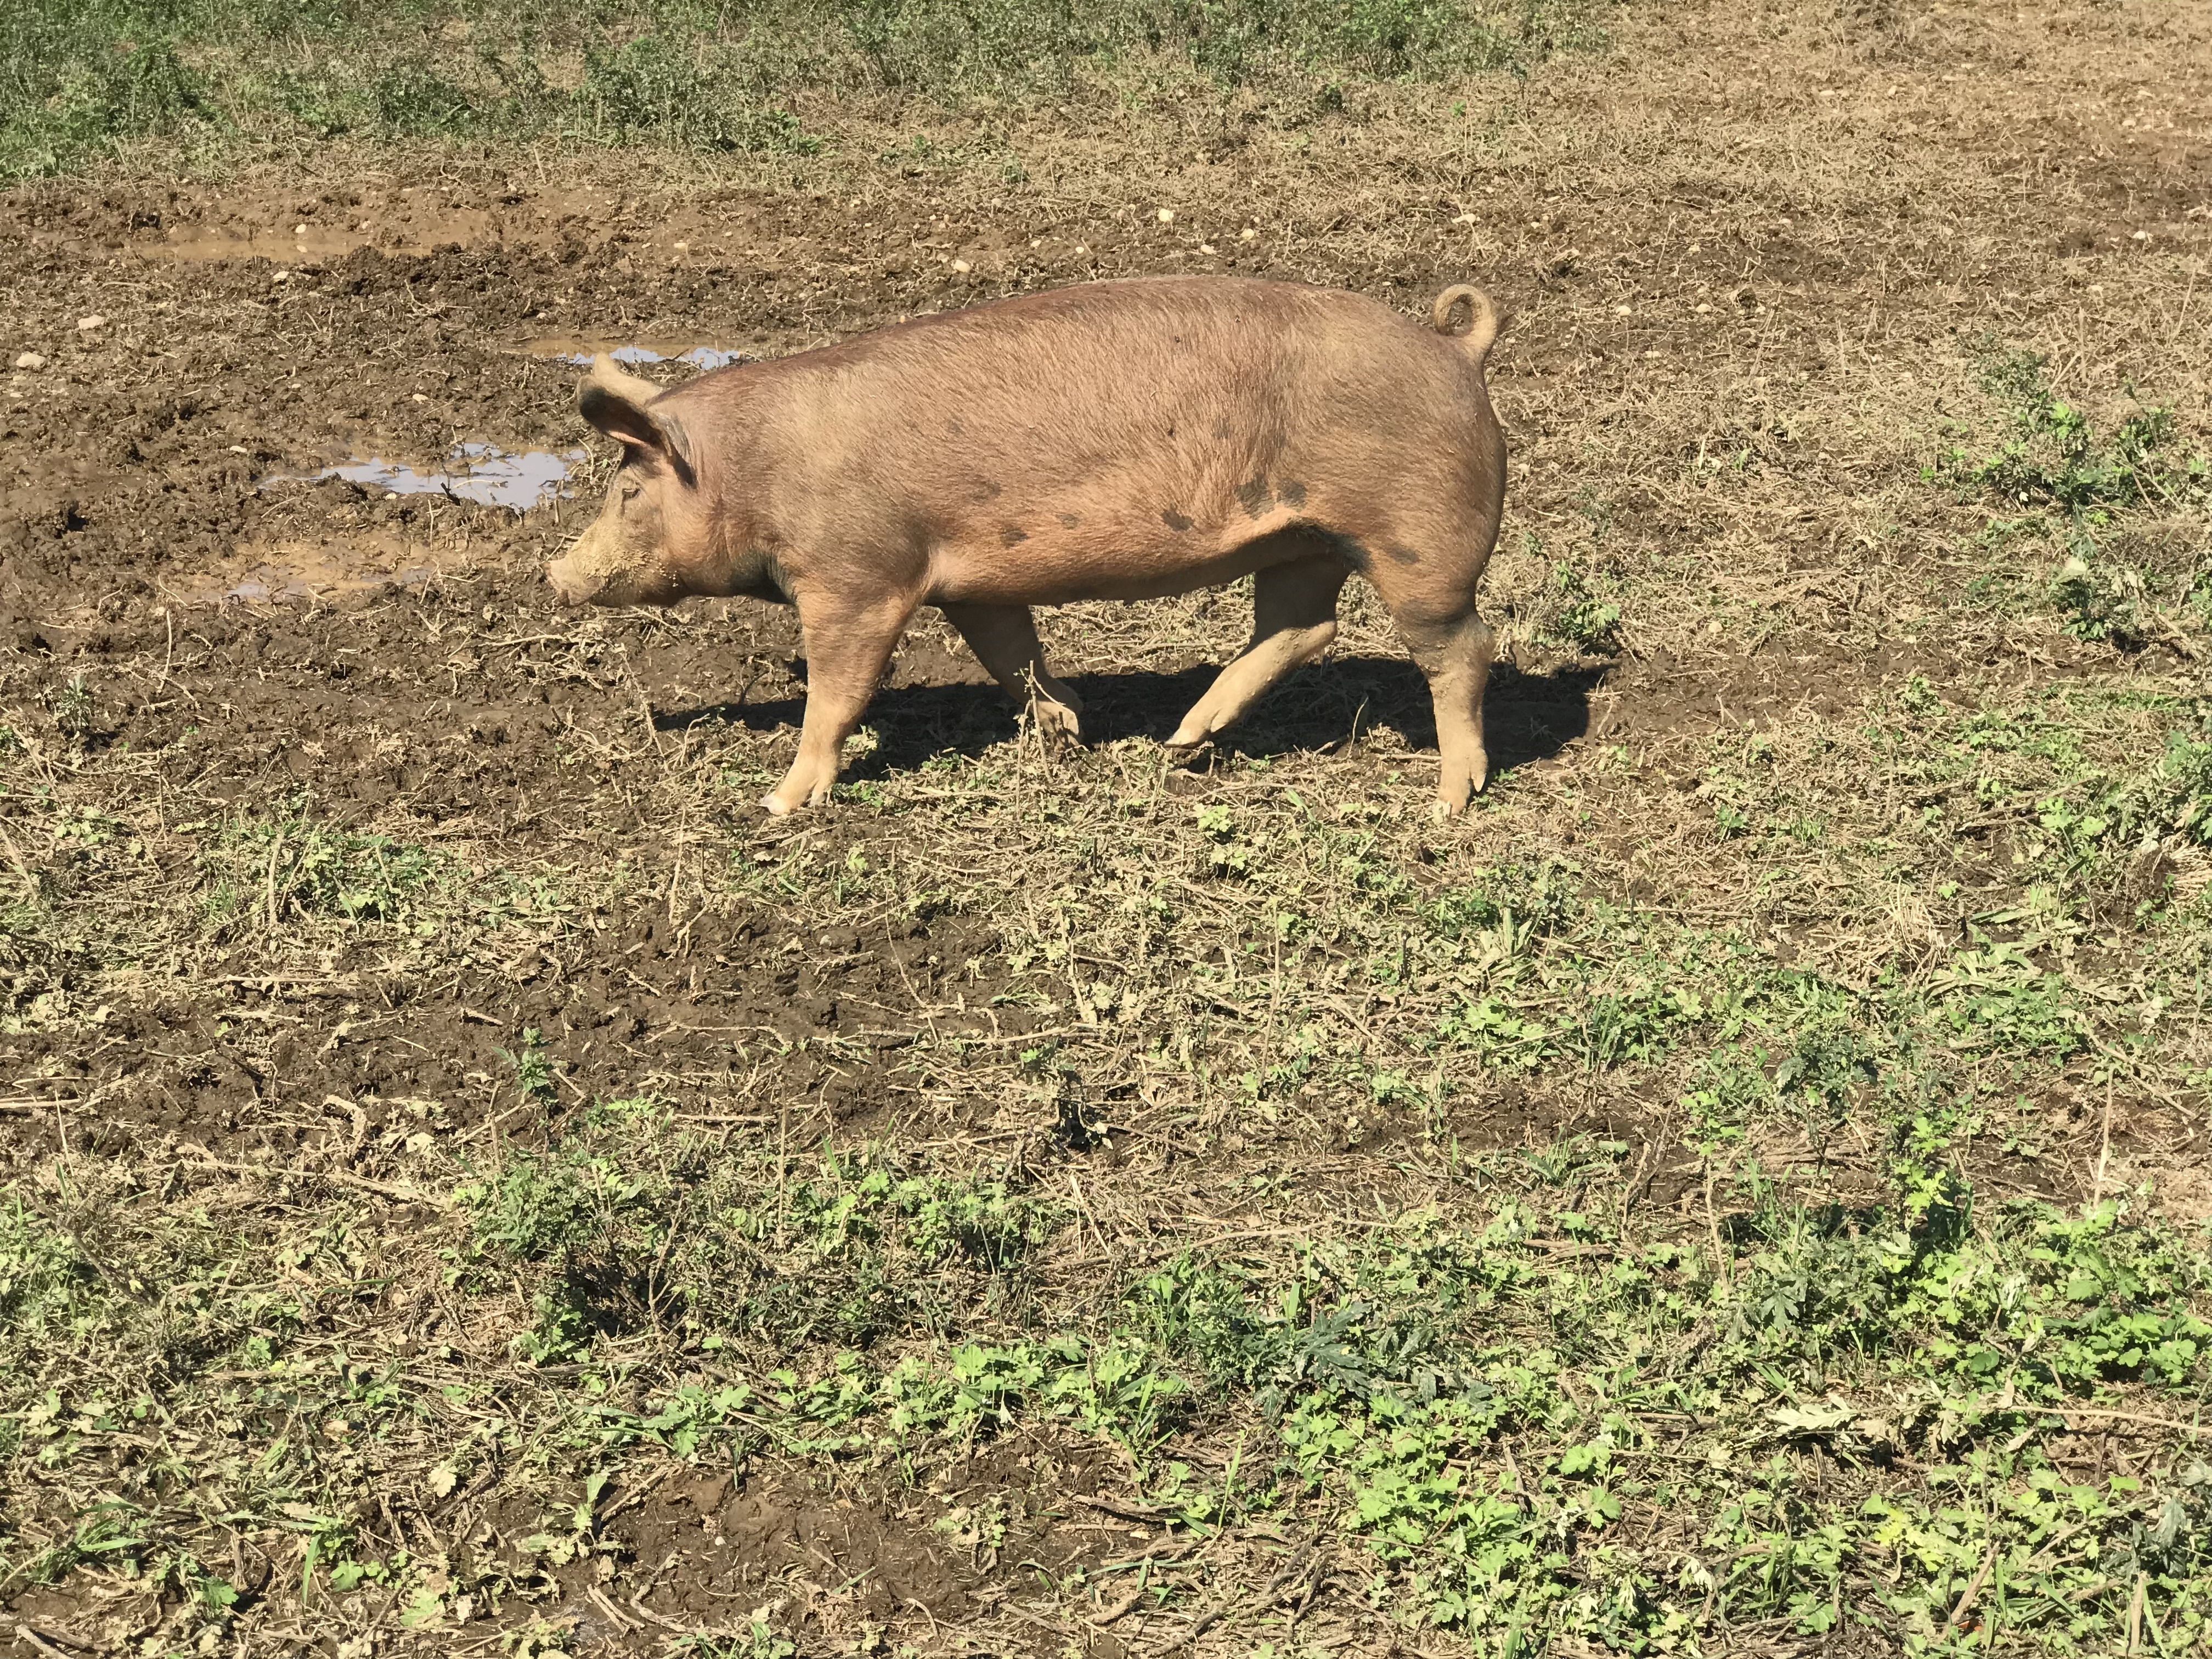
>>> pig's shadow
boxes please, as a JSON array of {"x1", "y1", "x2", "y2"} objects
[{"x1": 658, "y1": 654, "x2": 1604, "y2": 782}]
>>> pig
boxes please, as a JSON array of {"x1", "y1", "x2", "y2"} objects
[{"x1": 545, "y1": 275, "x2": 1507, "y2": 818}]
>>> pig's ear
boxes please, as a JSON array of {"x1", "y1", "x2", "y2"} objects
[{"x1": 580, "y1": 355, "x2": 697, "y2": 482}]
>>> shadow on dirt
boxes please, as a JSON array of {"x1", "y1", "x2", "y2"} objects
[{"x1": 657, "y1": 655, "x2": 1606, "y2": 781}]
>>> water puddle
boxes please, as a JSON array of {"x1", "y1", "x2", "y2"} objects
[
  {"x1": 522, "y1": 338, "x2": 747, "y2": 371},
  {"x1": 264, "y1": 442, "x2": 589, "y2": 511}
]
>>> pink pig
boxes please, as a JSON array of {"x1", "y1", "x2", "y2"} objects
[{"x1": 546, "y1": 275, "x2": 1507, "y2": 817}]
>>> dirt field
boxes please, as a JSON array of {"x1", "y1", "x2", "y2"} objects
[{"x1": 4, "y1": 1, "x2": 2212, "y2": 1655}]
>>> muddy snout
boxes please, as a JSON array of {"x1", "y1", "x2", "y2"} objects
[
  {"x1": 544, "y1": 527, "x2": 646, "y2": 607},
  {"x1": 543, "y1": 548, "x2": 598, "y2": 607}
]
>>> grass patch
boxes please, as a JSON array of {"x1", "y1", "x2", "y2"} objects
[{"x1": 188, "y1": 800, "x2": 570, "y2": 940}]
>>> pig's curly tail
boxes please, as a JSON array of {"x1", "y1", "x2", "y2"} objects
[{"x1": 1431, "y1": 285, "x2": 1500, "y2": 367}]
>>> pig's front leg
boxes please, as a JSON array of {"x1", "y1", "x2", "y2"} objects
[
  {"x1": 763, "y1": 592, "x2": 917, "y2": 815},
  {"x1": 940, "y1": 603, "x2": 1085, "y2": 742}
]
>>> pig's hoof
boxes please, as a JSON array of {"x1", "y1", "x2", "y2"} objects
[
  {"x1": 759, "y1": 792, "x2": 795, "y2": 816},
  {"x1": 1432, "y1": 782, "x2": 1481, "y2": 820},
  {"x1": 1032, "y1": 703, "x2": 1084, "y2": 745}
]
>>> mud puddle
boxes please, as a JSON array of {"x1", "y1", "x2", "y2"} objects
[
  {"x1": 134, "y1": 224, "x2": 387, "y2": 263},
  {"x1": 264, "y1": 442, "x2": 589, "y2": 510},
  {"x1": 167, "y1": 538, "x2": 482, "y2": 606},
  {"x1": 125, "y1": 191, "x2": 519, "y2": 263}
]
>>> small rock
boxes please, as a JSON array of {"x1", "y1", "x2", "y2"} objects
[
  {"x1": 77, "y1": 315, "x2": 106, "y2": 331},
  {"x1": 411, "y1": 393, "x2": 429, "y2": 403},
  {"x1": 272, "y1": 270, "x2": 291, "y2": 283},
  {"x1": 1240, "y1": 227, "x2": 1259, "y2": 241},
  {"x1": 950, "y1": 258, "x2": 971, "y2": 274},
  {"x1": 1156, "y1": 207, "x2": 1175, "y2": 223},
  {"x1": 1453, "y1": 213, "x2": 1477, "y2": 226},
  {"x1": 294, "y1": 223, "x2": 307, "y2": 234},
  {"x1": 13, "y1": 352, "x2": 44, "y2": 371},
  {"x1": 1199, "y1": 242, "x2": 1217, "y2": 254}
]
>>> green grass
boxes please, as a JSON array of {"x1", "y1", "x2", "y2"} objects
[
  {"x1": 8, "y1": 1116, "x2": 2212, "y2": 1653},
  {"x1": 0, "y1": 0, "x2": 1605, "y2": 180},
  {"x1": 8, "y1": 627, "x2": 2209, "y2": 1650}
]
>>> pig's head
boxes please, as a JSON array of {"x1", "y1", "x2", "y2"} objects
[{"x1": 545, "y1": 356, "x2": 706, "y2": 607}]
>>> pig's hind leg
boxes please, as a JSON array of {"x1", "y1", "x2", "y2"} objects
[
  {"x1": 1392, "y1": 608, "x2": 1496, "y2": 820},
  {"x1": 763, "y1": 591, "x2": 918, "y2": 815},
  {"x1": 940, "y1": 603, "x2": 1085, "y2": 742},
  {"x1": 1166, "y1": 552, "x2": 1348, "y2": 752}
]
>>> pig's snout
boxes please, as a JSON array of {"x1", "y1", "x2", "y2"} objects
[{"x1": 544, "y1": 549, "x2": 597, "y2": 607}]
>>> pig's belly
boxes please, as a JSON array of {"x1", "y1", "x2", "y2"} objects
[{"x1": 926, "y1": 515, "x2": 1331, "y2": 608}]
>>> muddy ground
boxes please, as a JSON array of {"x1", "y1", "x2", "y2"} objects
[{"x1": 3, "y1": 0, "x2": 2211, "y2": 1654}]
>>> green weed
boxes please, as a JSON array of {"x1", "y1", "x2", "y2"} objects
[
  {"x1": 0, "y1": 1203, "x2": 94, "y2": 1346},
  {"x1": 1931, "y1": 343, "x2": 2210, "y2": 652},
  {"x1": 496, "y1": 1028, "x2": 560, "y2": 1107},
  {"x1": 1952, "y1": 347, "x2": 2200, "y2": 516},
  {"x1": 1534, "y1": 561, "x2": 1624, "y2": 656},
  {"x1": 49, "y1": 675, "x2": 94, "y2": 748},
  {"x1": 196, "y1": 808, "x2": 442, "y2": 929}
]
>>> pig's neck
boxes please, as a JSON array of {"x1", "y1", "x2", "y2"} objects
[
  {"x1": 686, "y1": 398, "x2": 791, "y2": 603},
  {"x1": 708, "y1": 510, "x2": 792, "y2": 606}
]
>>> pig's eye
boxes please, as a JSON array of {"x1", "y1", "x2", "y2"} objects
[{"x1": 619, "y1": 483, "x2": 641, "y2": 505}]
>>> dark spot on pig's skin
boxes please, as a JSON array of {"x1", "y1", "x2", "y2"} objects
[
  {"x1": 1000, "y1": 524, "x2": 1030, "y2": 545},
  {"x1": 1385, "y1": 544, "x2": 1422, "y2": 567},
  {"x1": 1058, "y1": 512, "x2": 1082, "y2": 527},
  {"x1": 1161, "y1": 508, "x2": 1193, "y2": 532},
  {"x1": 1213, "y1": 420, "x2": 1233, "y2": 440},
  {"x1": 1236, "y1": 476, "x2": 1271, "y2": 517},
  {"x1": 975, "y1": 479, "x2": 1003, "y2": 501},
  {"x1": 1278, "y1": 480, "x2": 1307, "y2": 507}
]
